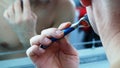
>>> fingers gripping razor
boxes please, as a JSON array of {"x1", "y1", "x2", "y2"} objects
[{"x1": 41, "y1": 14, "x2": 90, "y2": 49}]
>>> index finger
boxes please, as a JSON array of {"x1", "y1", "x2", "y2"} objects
[
  {"x1": 23, "y1": 0, "x2": 31, "y2": 13},
  {"x1": 58, "y1": 22, "x2": 71, "y2": 30}
]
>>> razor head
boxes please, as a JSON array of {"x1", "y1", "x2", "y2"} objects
[{"x1": 79, "y1": 14, "x2": 90, "y2": 28}]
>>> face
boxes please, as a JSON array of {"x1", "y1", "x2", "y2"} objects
[
  {"x1": 80, "y1": 0, "x2": 99, "y2": 34},
  {"x1": 80, "y1": 0, "x2": 120, "y2": 63},
  {"x1": 80, "y1": 0, "x2": 120, "y2": 36},
  {"x1": 86, "y1": 6, "x2": 98, "y2": 34}
]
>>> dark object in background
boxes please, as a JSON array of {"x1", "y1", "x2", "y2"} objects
[
  {"x1": 21, "y1": 0, "x2": 23, "y2": 11},
  {"x1": 74, "y1": 0, "x2": 102, "y2": 48},
  {"x1": 79, "y1": 14, "x2": 102, "y2": 48}
]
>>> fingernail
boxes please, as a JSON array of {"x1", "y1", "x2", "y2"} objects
[
  {"x1": 43, "y1": 38, "x2": 51, "y2": 44},
  {"x1": 55, "y1": 30, "x2": 63, "y2": 36}
]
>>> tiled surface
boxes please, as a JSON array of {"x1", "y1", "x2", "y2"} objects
[
  {"x1": 0, "y1": 58, "x2": 34, "y2": 68},
  {"x1": 80, "y1": 60, "x2": 109, "y2": 68},
  {"x1": 0, "y1": 47, "x2": 109, "y2": 68},
  {"x1": 0, "y1": 57, "x2": 109, "y2": 68}
]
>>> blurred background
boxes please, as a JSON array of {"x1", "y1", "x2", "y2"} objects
[{"x1": 0, "y1": 0, "x2": 109, "y2": 68}]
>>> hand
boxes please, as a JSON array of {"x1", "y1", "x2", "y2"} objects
[
  {"x1": 3, "y1": 0, "x2": 37, "y2": 33},
  {"x1": 3, "y1": 0, "x2": 37, "y2": 48},
  {"x1": 26, "y1": 22, "x2": 79, "y2": 68}
]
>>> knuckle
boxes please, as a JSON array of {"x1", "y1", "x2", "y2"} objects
[
  {"x1": 41, "y1": 29, "x2": 47, "y2": 34},
  {"x1": 3, "y1": 10, "x2": 8, "y2": 18},
  {"x1": 30, "y1": 36, "x2": 35, "y2": 45},
  {"x1": 14, "y1": 0, "x2": 20, "y2": 7},
  {"x1": 24, "y1": 17, "x2": 31, "y2": 21},
  {"x1": 41, "y1": 28, "x2": 57, "y2": 34},
  {"x1": 33, "y1": 13, "x2": 38, "y2": 20},
  {"x1": 30, "y1": 35, "x2": 40, "y2": 45},
  {"x1": 41, "y1": 38, "x2": 51, "y2": 45},
  {"x1": 34, "y1": 15, "x2": 37, "y2": 20},
  {"x1": 15, "y1": 18, "x2": 22, "y2": 23},
  {"x1": 24, "y1": 15, "x2": 33, "y2": 21},
  {"x1": 23, "y1": 12, "x2": 37, "y2": 21},
  {"x1": 3, "y1": 13, "x2": 7, "y2": 18},
  {"x1": 26, "y1": 47, "x2": 30, "y2": 56}
]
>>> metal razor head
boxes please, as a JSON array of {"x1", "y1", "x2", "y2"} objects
[
  {"x1": 71, "y1": 14, "x2": 90, "y2": 28},
  {"x1": 79, "y1": 14, "x2": 90, "y2": 28}
]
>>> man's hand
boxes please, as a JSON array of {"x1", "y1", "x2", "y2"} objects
[
  {"x1": 3, "y1": 0, "x2": 37, "y2": 48},
  {"x1": 3, "y1": 0, "x2": 37, "y2": 32},
  {"x1": 26, "y1": 22, "x2": 79, "y2": 68}
]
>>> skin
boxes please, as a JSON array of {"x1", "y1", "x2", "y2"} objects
[
  {"x1": 27, "y1": 0, "x2": 120, "y2": 68},
  {"x1": 81, "y1": 0, "x2": 120, "y2": 67},
  {"x1": 0, "y1": 0, "x2": 75, "y2": 50},
  {"x1": 27, "y1": 22, "x2": 79, "y2": 68}
]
